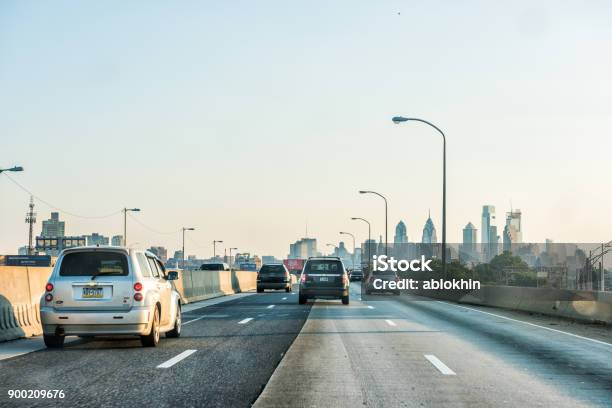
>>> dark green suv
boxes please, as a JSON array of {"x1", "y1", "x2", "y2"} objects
[{"x1": 298, "y1": 257, "x2": 349, "y2": 305}]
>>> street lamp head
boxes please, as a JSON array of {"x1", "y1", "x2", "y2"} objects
[
  {"x1": 9, "y1": 166, "x2": 24, "y2": 172},
  {"x1": 184, "y1": 227, "x2": 195, "y2": 231},
  {"x1": 392, "y1": 116, "x2": 409, "y2": 124},
  {"x1": 131, "y1": 208, "x2": 140, "y2": 212},
  {"x1": 358, "y1": 190, "x2": 368, "y2": 194}
]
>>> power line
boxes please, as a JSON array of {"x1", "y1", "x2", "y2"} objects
[
  {"x1": 127, "y1": 212, "x2": 182, "y2": 236},
  {"x1": 2, "y1": 173, "x2": 122, "y2": 219}
]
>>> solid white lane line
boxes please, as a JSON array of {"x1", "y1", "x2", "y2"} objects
[
  {"x1": 183, "y1": 315, "x2": 207, "y2": 325},
  {"x1": 424, "y1": 354, "x2": 456, "y2": 375},
  {"x1": 157, "y1": 350, "x2": 197, "y2": 369},
  {"x1": 282, "y1": 297, "x2": 287, "y2": 300},
  {"x1": 267, "y1": 305, "x2": 275, "y2": 309},
  {"x1": 238, "y1": 317, "x2": 254, "y2": 324},
  {"x1": 437, "y1": 301, "x2": 612, "y2": 348},
  {"x1": 385, "y1": 319, "x2": 397, "y2": 327},
  {"x1": 367, "y1": 305, "x2": 375, "y2": 309}
]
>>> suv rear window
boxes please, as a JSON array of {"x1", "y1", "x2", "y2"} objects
[
  {"x1": 59, "y1": 252, "x2": 129, "y2": 277},
  {"x1": 304, "y1": 260, "x2": 343, "y2": 274},
  {"x1": 259, "y1": 265, "x2": 286, "y2": 275}
]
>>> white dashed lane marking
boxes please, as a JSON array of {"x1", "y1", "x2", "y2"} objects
[
  {"x1": 424, "y1": 354, "x2": 456, "y2": 375},
  {"x1": 157, "y1": 350, "x2": 197, "y2": 369},
  {"x1": 238, "y1": 318, "x2": 254, "y2": 324},
  {"x1": 385, "y1": 319, "x2": 397, "y2": 327}
]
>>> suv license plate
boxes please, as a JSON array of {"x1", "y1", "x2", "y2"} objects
[
  {"x1": 319, "y1": 277, "x2": 328, "y2": 282},
  {"x1": 82, "y1": 287, "x2": 103, "y2": 298}
]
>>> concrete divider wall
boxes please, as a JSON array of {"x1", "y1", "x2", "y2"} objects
[
  {"x1": 0, "y1": 265, "x2": 257, "y2": 342},
  {"x1": 435, "y1": 285, "x2": 612, "y2": 324},
  {"x1": 0, "y1": 266, "x2": 53, "y2": 342}
]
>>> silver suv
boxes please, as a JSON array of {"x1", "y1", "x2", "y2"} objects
[{"x1": 40, "y1": 246, "x2": 182, "y2": 348}]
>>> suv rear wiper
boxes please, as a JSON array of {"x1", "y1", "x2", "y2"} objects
[{"x1": 90, "y1": 271, "x2": 119, "y2": 280}]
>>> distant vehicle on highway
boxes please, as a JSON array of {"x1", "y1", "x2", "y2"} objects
[
  {"x1": 283, "y1": 258, "x2": 305, "y2": 275},
  {"x1": 298, "y1": 257, "x2": 350, "y2": 305},
  {"x1": 349, "y1": 268, "x2": 364, "y2": 281},
  {"x1": 257, "y1": 263, "x2": 292, "y2": 293},
  {"x1": 40, "y1": 246, "x2": 182, "y2": 348},
  {"x1": 201, "y1": 263, "x2": 230, "y2": 271},
  {"x1": 365, "y1": 271, "x2": 400, "y2": 295}
]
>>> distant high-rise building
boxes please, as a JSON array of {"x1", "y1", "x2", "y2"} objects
[
  {"x1": 421, "y1": 213, "x2": 438, "y2": 244},
  {"x1": 394, "y1": 221, "x2": 408, "y2": 244},
  {"x1": 481, "y1": 206, "x2": 495, "y2": 245},
  {"x1": 149, "y1": 246, "x2": 168, "y2": 262},
  {"x1": 84, "y1": 233, "x2": 109, "y2": 246},
  {"x1": 41, "y1": 212, "x2": 65, "y2": 238},
  {"x1": 111, "y1": 235, "x2": 124, "y2": 246},
  {"x1": 503, "y1": 209, "x2": 522, "y2": 251},
  {"x1": 462, "y1": 222, "x2": 477, "y2": 251},
  {"x1": 289, "y1": 238, "x2": 317, "y2": 259}
]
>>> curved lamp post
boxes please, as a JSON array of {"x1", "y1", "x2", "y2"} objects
[
  {"x1": 392, "y1": 116, "x2": 446, "y2": 274},
  {"x1": 359, "y1": 190, "x2": 388, "y2": 257},
  {"x1": 339, "y1": 231, "x2": 355, "y2": 270}
]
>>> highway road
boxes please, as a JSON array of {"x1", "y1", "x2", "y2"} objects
[
  {"x1": 1, "y1": 283, "x2": 611, "y2": 407},
  {"x1": 0, "y1": 290, "x2": 310, "y2": 408}
]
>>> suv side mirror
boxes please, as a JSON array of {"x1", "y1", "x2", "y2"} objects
[{"x1": 166, "y1": 271, "x2": 179, "y2": 281}]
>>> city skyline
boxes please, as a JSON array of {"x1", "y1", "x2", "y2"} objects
[{"x1": 2, "y1": 1, "x2": 612, "y2": 257}]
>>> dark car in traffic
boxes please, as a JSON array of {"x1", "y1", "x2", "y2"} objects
[
  {"x1": 365, "y1": 271, "x2": 400, "y2": 295},
  {"x1": 298, "y1": 257, "x2": 349, "y2": 305},
  {"x1": 257, "y1": 263, "x2": 292, "y2": 292},
  {"x1": 349, "y1": 268, "x2": 364, "y2": 281}
]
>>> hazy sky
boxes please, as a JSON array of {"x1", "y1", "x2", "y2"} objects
[{"x1": 1, "y1": 1, "x2": 611, "y2": 258}]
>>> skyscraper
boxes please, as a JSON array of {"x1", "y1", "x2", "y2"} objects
[
  {"x1": 394, "y1": 221, "x2": 408, "y2": 244},
  {"x1": 481, "y1": 205, "x2": 495, "y2": 245},
  {"x1": 84, "y1": 233, "x2": 109, "y2": 246},
  {"x1": 111, "y1": 235, "x2": 124, "y2": 246},
  {"x1": 289, "y1": 238, "x2": 318, "y2": 259},
  {"x1": 41, "y1": 212, "x2": 65, "y2": 238},
  {"x1": 462, "y1": 222, "x2": 477, "y2": 251},
  {"x1": 503, "y1": 209, "x2": 523, "y2": 251},
  {"x1": 421, "y1": 213, "x2": 438, "y2": 244}
]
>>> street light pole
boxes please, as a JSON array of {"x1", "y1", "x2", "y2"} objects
[
  {"x1": 182, "y1": 227, "x2": 195, "y2": 269},
  {"x1": 351, "y1": 217, "x2": 371, "y2": 271},
  {"x1": 392, "y1": 116, "x2": 447, "y2": 274},
  {"x1": 359, "y1": 190, "x2": 388, "y2": 257},
  {"x1": 213, "y1": 240, "x2": 223, "y2": 259},
  {"x1": 339, "y1": 231, "x2": 356, "y2": 270},
  {"x1": 122, "y1": 207, "x2": 140, "y2": 247}
]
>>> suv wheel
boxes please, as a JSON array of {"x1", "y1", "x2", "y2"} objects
[
  {"x1": 257, "y1": 287, "x2": 263, "y2": 293},
  {"x1": 342, "y1": 295, "x2": 349, "y2": 305},
  {"x1": 43, "y1": 333, "x2": 64, "y2": 348},
  {"x1": 286, "y1": 286, "x2": 291, "y2": 293},
  {"x1": 166, "y1": 304, "x2": 181, "y2": 338},
  {"x1": 141, "y1": 307, "x2": 160, "y2": 347},
  {"x1": 298, "y1": 294, "x2": 307, "y2": 304}
]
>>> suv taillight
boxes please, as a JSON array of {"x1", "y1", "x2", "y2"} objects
[
  {"x1": 45, "y1": 283, "x2": 54, "y2": 292},
  {"x1": 300, "y1": 274, "x2": 307, "y2": 283},
  {"x1": 134, "y1": 282, "x2": 143, "y2": 291},
  {"x1": 134, "y1": 293, "x2": 143, "y2": 301},
  {"x1": 342, "y1": 274, "x2": 348, "y2": 285}
]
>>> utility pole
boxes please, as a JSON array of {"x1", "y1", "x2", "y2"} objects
[{"x1": 24, "y1": 196, "x2": 36, "y2": 255}]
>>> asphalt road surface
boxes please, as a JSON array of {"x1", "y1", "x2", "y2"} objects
[
  {"x1": 255, "y1": 283, "x2": 612, "y2": 407},
  {"x1": 0, "y1": 289, "x2": 310, "y2": 408},
  {"x1": 1, "y1": 283, "x2": 611, "y2": 407}
]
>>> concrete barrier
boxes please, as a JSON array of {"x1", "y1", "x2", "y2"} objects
[
  {"x1": 0, "y1": 266, "x2": 53, "y2": 342},
  {"x1": 444, "y1": 285, "x2": 612, "y2": 324},
  {"x1": 0, "y1": 264, "x2": 258, "y2": 342}
]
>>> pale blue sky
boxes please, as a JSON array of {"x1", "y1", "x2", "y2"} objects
[{"x1": 1, "y1": 1, "x2": 611, "y2": 257}]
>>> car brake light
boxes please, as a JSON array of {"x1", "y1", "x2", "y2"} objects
[
  {"x1": 134, "y1": 293, "x2": 143, "y2": 301},
  {"x1": 45, "y1": 283, "x2": 54, "y2": 292},
  {"x1": 300, "y1": 274, "x2": 306, "y2": 283},
  {"x1": 134, "y1": 282, "x2": 143, "y2": 291},
  {"x1": 45, "y1": 293, "x2": 53, "y2": 302},
  {"x1": 343, "y1": 274, "x2": 348, "y2": 285}
]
